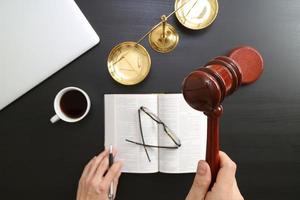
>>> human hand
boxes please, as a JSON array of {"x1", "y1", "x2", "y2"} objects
[
  {"x1": 186, "y1": 151, "x2": 243, "y2": 200},
  {"x1": 76, "y1": 149, "x2": 123, "y2": 200}
]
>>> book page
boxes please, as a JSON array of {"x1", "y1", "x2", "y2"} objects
[
  {"x1": 158, "y1": 94, "x2": 207, "y2": 173},
  {"x1": 105, "y1": 94, "x2": 159, "y2": 173}
]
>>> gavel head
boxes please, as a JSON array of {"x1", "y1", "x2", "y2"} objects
[{"x1": 182, "y1": 46, "x2": 264, "y2": 113}]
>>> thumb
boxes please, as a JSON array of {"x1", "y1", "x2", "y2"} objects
[{"x1": 186, "y1": 161, "x2": 211, "y2": 200}]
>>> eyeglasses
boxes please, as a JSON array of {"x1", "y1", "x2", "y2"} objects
[{"x1": 125, "y1": 106, "x2": 181, "y2": 162}]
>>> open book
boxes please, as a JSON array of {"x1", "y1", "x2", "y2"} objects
[{"x1": 105, "y1": 94, "x2": 207, "y2": 173}]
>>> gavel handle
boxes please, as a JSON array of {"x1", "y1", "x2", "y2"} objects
[{"x1": 205, "y1": 106, "x2": 223, "y2": 189}]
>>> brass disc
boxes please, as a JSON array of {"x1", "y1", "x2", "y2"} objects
[
  {"x1": 107, "y1": 41, "x2": 151, "y2": 85},
  {"x1": 175, "y1": 0, "x2": 219, "y2": 30},
  {"x1": 148, "y1": 23, "x2": 179, "y2": 53}
]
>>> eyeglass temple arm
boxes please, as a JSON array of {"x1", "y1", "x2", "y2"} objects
[
  {"x1": 125, "y1": 139, "x2": 179, "y2": 149},
  {"x1": 163, "y1": 126, "x2": 181, "y2": 146},
  {"x1": 138, "y1": 109, "x2": 151, "y2": 162},
  {"x1": 140, "y1": 107, "x2": 161, "y2": 123},
  {"x1": 141, "y1": 106, "x2": 181, "y2": 147}
]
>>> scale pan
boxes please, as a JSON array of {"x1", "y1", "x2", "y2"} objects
[
  {"x1": 175, "y1": 0, "x2": 219, "y2": 30},
  {"x1": 107, "y1": 41, "x2": 151, "y2": 85}
]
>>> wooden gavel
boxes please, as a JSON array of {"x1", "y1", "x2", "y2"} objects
[{"x1": 182, "y1": 46, "x2": 264, "y2": 186}]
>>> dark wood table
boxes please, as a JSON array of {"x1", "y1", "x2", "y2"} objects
[{"x1": 1, "y1": 0, "x2": 299, "y2": 199}]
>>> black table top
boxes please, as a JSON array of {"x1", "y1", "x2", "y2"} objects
[{"x1": 1, "y1": 0, "x2": 300, "y2": 199}]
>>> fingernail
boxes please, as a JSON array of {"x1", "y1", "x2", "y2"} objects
[
  {"x1": 118, "y1": 160, "x2": 125, "y2": 168},
  {"x1": 114, "y1": 158, "x2": 124, "y2": 165},
  {"x1": 113, "y1": 150, "x2": 118, "y2": 156},
  {"x1": 197, "y1": 160, "x2": 207, "y2": 175}
]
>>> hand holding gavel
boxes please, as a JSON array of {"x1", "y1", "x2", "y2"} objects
[{"x1": 182, "y1": 46, "x2": 264, "y2": 187}]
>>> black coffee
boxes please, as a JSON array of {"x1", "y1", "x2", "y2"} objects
[{"x1": 60, "y1": 90, "x2": 88, "y2": 118}]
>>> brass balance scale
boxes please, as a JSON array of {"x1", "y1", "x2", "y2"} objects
[{"x1": 107, "y1": 0, "x2": 219, "y2": 85}]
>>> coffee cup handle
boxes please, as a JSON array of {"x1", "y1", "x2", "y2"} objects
[{"x1": 50, "y1": 114, "x2": 60, "y2": 123}]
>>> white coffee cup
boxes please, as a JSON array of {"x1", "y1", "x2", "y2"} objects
[{"x1": 50, "y1": 87, "x2": 91, "y2": 123}]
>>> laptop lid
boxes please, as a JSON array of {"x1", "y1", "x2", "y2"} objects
[{"x1": 0, "y1": 0, "x2": 100, "y2": 110}]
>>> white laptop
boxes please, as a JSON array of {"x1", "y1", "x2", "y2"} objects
[{"x1": 0, "y1": 0, "x2": 100, "y2": 110}]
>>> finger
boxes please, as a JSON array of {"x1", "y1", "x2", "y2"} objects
[
  {"x1": 100, "y1": 161, "x2": 123, "y2": 192},
  {"x1": 186, "y1": 160, "x2": 211, "y2": 200},
  {"x1": 81, "y1": 156, "x2": 96, "y2": 179},
  {"x1": 94, "y1": 154, "x2": 109, "y2": 180},
  {"x1": 232, "y1": 178, "x2": 244, "y2": 200},
  {"x1": 86, "y1": 150, "x2": 109, "y2": 180},
  {"x1": 113, "y1": 169, "x2": 122, "y2": 187},
  {"x1": 113, "y1": 170, "x2": 122, "y2": 197},
  {"x1": 76, "y1": 181, "x2": 82, "y2": 199},
  {"x1": 94, "y1": 149, "x2": 118, "y2": 181},
  {"x1": 216, "y1": 151, "x2": 237, "y2": 190}
]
